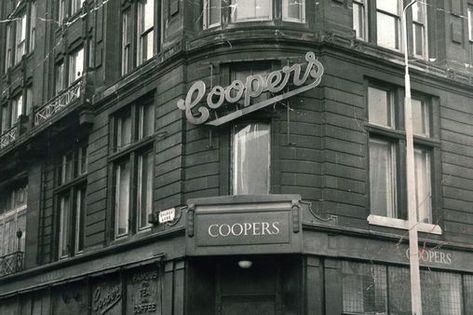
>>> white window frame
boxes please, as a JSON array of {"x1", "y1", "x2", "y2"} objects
[
  {"x1": 29, "y1": 1, "x2": 37, "y2": 52},
  {"x1": 68, "y1": 46, "x2": 84, "y2": 86},
  {"x1": 15, "y1": 11, "x2": 27, "y2": 64},
  {"x1": 412, "y1": 2, "x2": 428, "y2": 59},
  {"x1": 282, "y1": 0, "x2": 306, "y2": 23},
  {"x1": 115, "y1": 159, "x2": 131, "y2": 238},
  {"x1": 122, "y1": 9, "x2": 131, "y2": 75},
  {"x1": 5, "y1": 24, "x2": 12, "y2": 72},
  {"x1": 137, "y1": 0, "x2": 155, "y2": 66}
]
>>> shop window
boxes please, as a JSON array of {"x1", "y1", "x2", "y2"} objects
[
  {"x1": 111, "y1": 100, "x2": 155, "y2": 239},
  {"x1": 282, "y1": 0, "x2": 305, "y2": 23},
  {"x1": 352, "y1": 0, "x2": 366, "y2": 40},
  {"x1": 121, "y1": 0, "x2": 159, "y2": 75},
  {"x1": 68, "y1": 47, "x2": 84, "y2": 86},
  {"x1": 232, "y1": 122, "x2": 270, "y2": 195},
  {"x1": 367, "y1": 85, "x2": 435, "y2": 224},
  {"x1": 0, "y1": 182, "x2": 28, "y2": 256},
  {"x1": 341, "y1": 261, "x2": 387, "y2": 313},
  {"x1": 56, "y1": 142, "x2": 88, "y2": 259}
]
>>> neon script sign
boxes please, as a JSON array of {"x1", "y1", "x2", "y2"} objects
[{"x1": 177, "y1": 52, "x2": 324, "y2": 126}]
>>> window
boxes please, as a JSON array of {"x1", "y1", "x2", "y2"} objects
[
  {"x1": 342, "y1": 261, "x2": 465, "y2": 314},
  {"x1": 376, "y1": 0, "x2": 400, "y2": 50},
  {"x1": 111, "y1": 101, "x2": 155, "y2": 239},
  {"x1": 29, "y1": 2, "x2": 36, "y2": 52},
  {"x1": 55, "y1": 61, "x2": 65, "y2": 95},
  {"x1": 0, "y1": 182, "x2": 28, "y2": 256},
  {"x1": 368, "y1": 85, "x2": 435, "y2": 223},
  {"x1": 56, "y1": 143, "x2": 88, "y2": 258},
  {"x1": 282, "y1": 0, "x2": 305, "y2": 23},
  {"x1": 0, "y1": 92, "x2": 26, "y2": 133},
  {"x1": 59, "y1": 0, "x2": 66, "y2": 21},
  {"x1": 122, "y1": 9, "x2": 131, "y2": 75},
  {"x1": 352, "y1": 0, "x2": 366, "y2": 40},
  {"x1": 412, "y1": 2, "x2": 427, "y2": 57},
  {"x1": 203, "y1": 0, "x2": 221, "y2": 29},
  {"x1": 15, "y1": 11, "x2": 27, "y2": 64},
  {"x1": 68, "y1": 47, "x2": 84, "y2": 86},
  {"x1": 232, "y1": 122, "x2": 270, "y2": 194},
  {"x1": 121, "y1": 0, "x2": 158, "y2": 75},
  {"x1": 71, "y1": 0, "x2": 85, "y2": 15},
  {"x1": 231, "y1": 0, "x2": 272, "y2": 22},
  {"x1": 5, "y1": 24, "x2": 12, "y2": 72},
  {"x1": 137, "y1": 0, "x2": 155, "y2": 66},
  {"x1": 469, "y1": 5, "x2": 473, "y2": 41}
]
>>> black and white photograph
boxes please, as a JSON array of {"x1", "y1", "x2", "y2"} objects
[{"x1": 0, "y1": 0, "x2": 472, "y2": 314}]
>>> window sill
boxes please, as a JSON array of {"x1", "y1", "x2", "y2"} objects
[{"x1": 367, "y1": 214, "x2": 442, "y2": 235}]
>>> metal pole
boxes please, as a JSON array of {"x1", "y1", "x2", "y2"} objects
[{"x1": 402, "y1": 1, "x2": 422, "y2": 314}]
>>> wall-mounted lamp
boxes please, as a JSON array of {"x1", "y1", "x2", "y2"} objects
[{"x1": 238, "y1": 260, "x2": 253, "y2": 269}]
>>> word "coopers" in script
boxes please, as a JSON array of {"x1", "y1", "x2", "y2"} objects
[{"x1": 177, "y1": 52, "x2": 324, "y2": 126}]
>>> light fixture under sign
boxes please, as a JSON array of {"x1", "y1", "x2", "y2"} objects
[{"x1": 238, "y1": 260, "x2": 253, "y2": 269}]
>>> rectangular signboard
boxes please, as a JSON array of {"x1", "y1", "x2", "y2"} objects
[{"x1": 186, "y1": 195, "x2": 303, "y2": 256}]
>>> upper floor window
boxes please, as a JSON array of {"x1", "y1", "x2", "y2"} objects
[
  {"x1": 0, "y1": 182, "x2": 28, "y2": 256},
  {"x1": 353, "y1": 1, "x2": 429, "y2": 58},
  {"x1": 231, "y1": 0, "x2": 272, "y2": 22},
  {"x1": 352, "y1": 0, "x2": 367, "y2": 40},
  {"x1": 29, "y1": 2, "x2": 36, "y2": 52},
  {"x1": 68, "y1": 46, "x2": 84, "y2": 86},
  {"x1": 376, "y1": 0, "x2": 400, "y2": 50},
  {"x1": 55, "y1": 60, "x2": 65, "y2": 95},
  {"x1": 367, "y1": 85, "x2": 435, "y2": 223},
  {"x1": 56, "y1": 142, "x2": 88, "y2": 259},
  {"x1": 15, "y1": 10, "x2": 27, "y2": 64},
  {"x1": 121, "y1": 0, "x2": 158, "y2": 75},
  {"x1": 71, "y1": 0, "x2": 85, "y2": 15},
  {"x1": 469, "y1": 4, "x2": 473, "y2": 41},
  {"x1": 232, "y1": 122, "x2": 271, "y2": 194},
  {"x1": 203, "y1": 0, "x2": 305, "y2": 29},
  {"x1": 0, "y1": 91, "x2": 30, "y2": 134},
  {"x1": 111, "y1": 100, "x2": 155, "y2": 239},
  {"x1": 59, "y1": 0, "x2": 85, "y2": 21},
  {"x1": 5, "y1": 24, "x2": 13, "y2": 72}
]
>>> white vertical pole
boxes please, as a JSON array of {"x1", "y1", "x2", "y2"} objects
[{"x1": 402, "y1": 1, "x2": 423, "y2": 314}]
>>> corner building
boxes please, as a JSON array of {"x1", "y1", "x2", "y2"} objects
[{"x1": 1, "y1": 0, "x2": 473, "y2": 314}]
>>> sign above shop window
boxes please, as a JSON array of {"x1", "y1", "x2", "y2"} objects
[
  {"x1": 185, "y1": 195, "x2": 303, "y2": 256},
  {"x1": 177, "y1": 52, "x2": 324, "y2": 126}
]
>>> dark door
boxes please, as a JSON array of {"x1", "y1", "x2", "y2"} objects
[{"x1": 216, "y1": 259, "x2": 281, "y2": 315}]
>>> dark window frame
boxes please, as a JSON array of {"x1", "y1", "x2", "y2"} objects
[{"x1": 108, "y1": 97, "x2": 156, "y2": 241}]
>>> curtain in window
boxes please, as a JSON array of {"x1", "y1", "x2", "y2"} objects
[
  {"x1": 233, "y1": 122, "x2": 270, "y2": 195},
  {"x1": 369, "y1": 138, "x2": 396, "y2": 217}
]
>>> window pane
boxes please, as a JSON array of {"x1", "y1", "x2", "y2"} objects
[
  {"x1": 421, "y1": 270, "x2": 463, "y2": 314},
  {"x1": 413, "y1": 23, "x2": 425, "y2": 56},
  {"x1": 342, "y1": 261, "x2": 387, "y2": 313},
  {"x1": 469, "y1": 6, "x2": 473, "y2": 41},
  {"x1": 115, "y1": 160, "x2": 130, "y2": 237},
  {"x1": 377, "y1": 13, "x2": 399, "y2": 50},
  {"x1": 61, "y1": 152, "x2": 73, "y2": 184},
  {"x1": 283, "y1": 0, "x2": 305, "y2": 22},
  {"x1": 206, "y1": 0, "x2": 221, "y2": 27},
  {"x1": 56, "y1": 62, "x2": 64, "y2": 95},
  {"x1": 414, "y1": 147, "x2": 431, "y2": 223},
  {"x1": 122, "y1": 9, "x2": 131, "y2": 75},
  {"x1": 75, "y1": 188, "x2": 86, "y2": 253},
  {"x1": 369, "y1": 138, "x2": 397, "y2": 217},
  {"x1": 368, "y1": 87, "x2": 393, "y2": 127},
  {"x1": 231, "y1": 0, "x2": 272, "y2": 22},
  {"x1": 30, "y1": 2, "x2": 36, "y2": 52},
  {"x1": 59, "y1": 193, "x2": 71, "y2": 257},
  {"x1": 139, "y1": 103, "x2": 154, "y2": 139},
  {"x1": 137, "y1": 0, "x2": 155, "y2": 65},
  {"x1": 1, "y1": 105, "x2": 10, "y2": 132},
  {"x1": 232, "y1": 122, "x2": 270, "y2": 194},
  {"x1": 26, "y1": 86, "x2": 33, "y2": 115},
  {"x1": 78, "y1": 144, "x2": 88, "y2": 175},
  {"x1": 412, "y1": 2, "x2": 424, "y2": 23},
  {"x1": 388, "y1": 266, "x2": 412, "y2": 313},
  {"x1": 353, "y1": 1, "x2": 365, "y2": 40},
  {"x1": 69, "y1": 47, "x2": 84, "y2": 85},
  {"x1": 116, "y1": 113, "x2": 132, "y2": 149},
  {"x1": 138, "y1": 150, "x2": 153, "y2": 230},
  {"x1": 412, "y1": 98, "x2": 430, "y2": 136},
  {"x1": 377, "y1": 0, "x2": 398, "y2": 15},
  {"x1": 5, "y1": 24, "x2": 12, "y2": 71}
]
